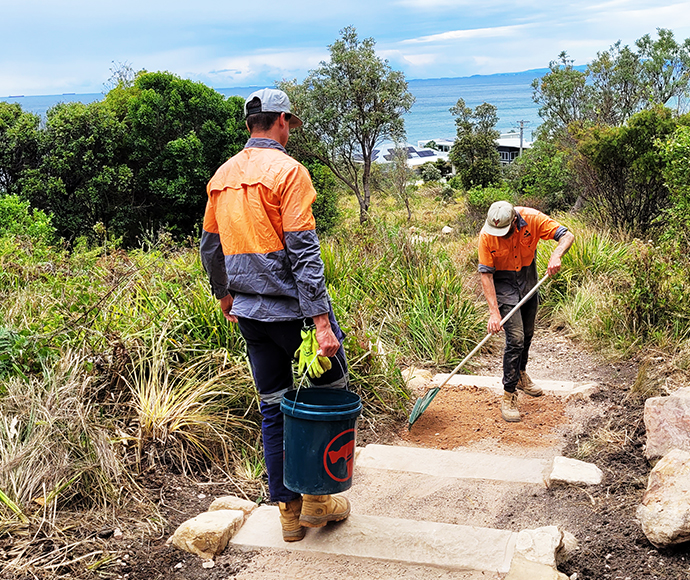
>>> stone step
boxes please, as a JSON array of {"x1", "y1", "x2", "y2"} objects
[
  {"x1": 231, "y1": 505, "x2": 518, "y2": 574},
  {"x1": 355, "y1": 444, "x2": 550, "y2": 485},
  {"x1": 432, "y1": 373, "x2": 596, "y2": 397}
]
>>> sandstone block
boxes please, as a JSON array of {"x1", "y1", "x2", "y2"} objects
[
  {"x1": 208, "y1": 495, "x2": 257, "y2": 517},
  {"x1": 637, "y1": 448, "x2": 690, "y2": 548},
  {"x1": 547, "y1": 456, "x2": 603, "y2": 487},
  {"x1": 644, "y1": 387, "x2": 690, "y2": 460},
  {"x1": 169, "y1": 509, "x2": 244, "y2": 559},
  {"x1": 515, "y1": 526, "x2": 562, "y2": 567},
  {"x1": 506, "y1": 554, "x2": 570, "y2": 580}
]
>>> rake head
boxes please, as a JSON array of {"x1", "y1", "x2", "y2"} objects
[{"x1": 407, "y1": 386, "x2": 440, "y2": 430}]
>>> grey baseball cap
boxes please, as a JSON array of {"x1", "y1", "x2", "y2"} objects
[
  {"x1": 244, "y1": 88, "x2": 303, "y2": 128},
  {"x1": 482, "y1": 201, "x2": 516, "y2": 236}
]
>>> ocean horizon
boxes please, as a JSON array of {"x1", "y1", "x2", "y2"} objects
[{"x1": 2, "y1": 69, "x2": 546, "y2": 145}]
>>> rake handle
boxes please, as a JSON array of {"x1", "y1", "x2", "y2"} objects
[{"x1": 435, "y1": 273, "x2": 550, "y2": 390}]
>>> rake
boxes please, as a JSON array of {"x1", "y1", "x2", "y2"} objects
[{"x1": 407, "y1": 273, "x2": 550, "y2": 430}]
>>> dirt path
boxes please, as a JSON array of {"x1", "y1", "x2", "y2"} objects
[
  {"x1": 122, "y1": 327, "x2": 690, "y2": 580},
  {"x1": 124, "y1": 327, "x2": 638, "y2": 580}
]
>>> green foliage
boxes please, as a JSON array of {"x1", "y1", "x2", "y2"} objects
[
  {"x1": 123, "y1": 72, "x2": 247, "y2": 243},
  {"x1": 466, "y1": 183, "x2": 516, "y2": 216},
  {"x1": 573, "y1": 106, "x2": 688, "y2": 234},
  {"x1": 280, "y1": 26, "x2": 415, "y2": 224},
  {"x1": 511, "y1": 138, "x2": 576, "y2": 212},
  {"x1": 534, "y1": 30, "x2": 690, "y2": 134},
  {"x1": 16, "y1": 72, "x2": 247, "y2": 245},
  {"x1": 0, "y1": 103, "x2": 40, "y2": 195},
  {"x1": 621, "y1": 241, "x2": 690, "y2": 342},
  {"x1": 304, "y1": 161, "x2": 339, "y2": 234},
  {"x1": 20, "y1": 101, "x2": 131, "y2": 243},
  {"x1": 449, "y1": 99, "x2": 501, "y2": 189},
  {"x1": 0, "y1": 194, "x2": 54, "y2": 244},
  {"x1": 658, "y1": 125, "x2": 690, "y2": 246},
  {"x1": 419, "y1": 162, "x2": 442, "y2": 182}
]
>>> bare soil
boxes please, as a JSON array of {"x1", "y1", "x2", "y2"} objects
[{"x1": 5, "y1": 328, "x2": 690, "y2": 579}]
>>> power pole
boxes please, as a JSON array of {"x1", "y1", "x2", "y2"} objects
[{"x1": 516, "y1": 120, "x2": 530, "y2": 157}]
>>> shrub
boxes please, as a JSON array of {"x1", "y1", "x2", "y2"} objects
[
  {"x1": 465, "y1": 183, "x2": 516, "y2": 216},
  {"x1": 420, "y1": 163, "x2": 442, "y2": 183},
  {"x1": 304, "y1": 161, "x2": 339, "y2": 235},
  {"x1": 0, "y1": 194, "x2": 54, "y2": 244}
]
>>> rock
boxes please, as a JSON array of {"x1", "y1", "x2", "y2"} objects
[
  {"x1": 547, "y1": 457, "x2": 603, "y2": 487},
  {"x1": 113, "y1": 528, "x2": 123, "y2": 540},
  {"x1": 515, "y1": 526, "x2": 563, "y2": 567},
  {"x1": 565, "y1": 383, "x2": 598, "y2": 401},
  {"x1": 637, "y1": 448, "x2": 690, "y2": 548},
  {"x1": 169, "y1": 509, "x2": 244, "y2": 559},
  {"x1": 401, "y1": 367, "x2": 433, "y2": 391},
  {"x1": 506, "y1": 554, "x2": 569, "y2": 579},
  {"x1": 202, "y1": 559, "x2": 215, "y2": 569},
  {"x1": 441, "y1": 225, "x2": 453, "y2": 234},
  {"x1": 556, "y1": 531, "x2": 579, "y2": 565},
  {"x1": 644, "y1": 387, "x2": 690, "y2": 460},
  {"x1": 208, "y1": 495, "x2": 257, "y2": 517}
]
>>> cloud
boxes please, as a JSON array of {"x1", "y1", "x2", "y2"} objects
[{"x1": 404, "y1": 24, "x2": 532, "y2": 44}]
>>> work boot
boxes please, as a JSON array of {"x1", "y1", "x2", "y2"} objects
[
  {"x1": 501, "y1": 391, "x2": 521, "y2": 422},
  {"x1": 278, "y1": 497, "x2": 305, "y2": 542},
  {"x1": 299, "y1": 494, "x2": 351, "y2": 528},
  {"x1": 517, "y1": 371, "x2": 543, "y2": 397}
]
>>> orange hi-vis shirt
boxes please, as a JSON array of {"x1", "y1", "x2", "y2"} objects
[
  {"x1": 478, "y1": 207, "x2": 568, "y2": 305},
  {"x1": 203, "y1": 147, "x2": 316, "y2": 255},
  {"x1": 200, "y1": 139, "x2": 330, "y2": 322}
]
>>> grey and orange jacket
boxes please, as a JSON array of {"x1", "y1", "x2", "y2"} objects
[
  {"x1": 478, "y1": 206, "x2": 568, "y2": 305},
  {"x1": 200, "y1": 138, "x2": 331, "y2": 322}
]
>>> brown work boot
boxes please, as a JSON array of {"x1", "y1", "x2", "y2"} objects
[
  {"x1": 278, "y1": 497, "x2": 305, "y2": 542},
  {"x1": 299, "y1": 494, "x2": 351, "y2": 528},
  {"x1": 517, "y1": 371, "x2": 543, "y2": 397},
  {"x1": 501, "y1": 391, "x2": 521, "y2": 422}
]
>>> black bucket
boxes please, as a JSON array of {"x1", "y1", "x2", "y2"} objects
[{"x1": 281, "y1": 387, "x2": 362, "y2": 495}]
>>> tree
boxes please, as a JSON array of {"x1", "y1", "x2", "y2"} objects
[
  {"x1": 122, "y1": 71, "x2": 247, "y2": 241},
  {"x1": 20, "y1": 101, "x2": 132, "y2": 242},
  {"x1": 449, "y1": 99, "x2": 501, "y2": 189},
  {"x1": 572, "y1": 106, "x2": 688, "y2": 234},
  {"x1": 658, "y1": 125, "x2": 690, "y2": 246},
  {"x1": 636, "y1": 28, "x2": 690, "y2": 108},
  {"x1": 280, "y1": 26, "x2": 415, "y2": 224},
  {"x1": 388, "y1": 144, "x2": 416, "y2": 220},
  {"x1": 534, "y1": 30, "x2": 690, "y2": 134},
  {"x1": 19, "y1": 71, "x2": 248, "y2": 244},
  {"x1": 532, "y1": 52, "x2": 593, "y2": 135},
  {"x1": 588, "y1": 41, "x2": 644, "y2": 126},
  {"x1": 0, "y1": 103, "x2": 40, "y2": 195}
]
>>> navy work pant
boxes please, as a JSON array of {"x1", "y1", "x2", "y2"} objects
[
  {"x1": 499, "y1": 294, "x2": 538, "y2": 393},
  {"x1": 237, "y1": 314, "x2": 348, "y2": 503}
]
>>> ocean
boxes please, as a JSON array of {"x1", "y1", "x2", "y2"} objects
[{"x1": 2, "y1": 69, "x2": 546, "y2": 145}]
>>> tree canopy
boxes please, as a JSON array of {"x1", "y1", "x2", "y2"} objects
[
  {"x1": 7, "y1": 71, "x2": 247, "y2": 244},
  {"x1": 449, "y1": 99, "x2": 501, "y2": 189},
  {"x1": 280, "y1": 26, "x2": 415, "y2": 224}
]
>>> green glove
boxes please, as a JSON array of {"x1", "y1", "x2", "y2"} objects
[{"x1": 294, "y1": 327, "x2": 332, "y2": 379}]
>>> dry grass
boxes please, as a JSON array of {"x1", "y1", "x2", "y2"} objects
[{"x1": 124, "y1": 326, "x2": 259, "y2": 474}]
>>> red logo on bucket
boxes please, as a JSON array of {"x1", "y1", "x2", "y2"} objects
[{"x1": 323, "y1": 429, "x2": 356, "y2": 482}]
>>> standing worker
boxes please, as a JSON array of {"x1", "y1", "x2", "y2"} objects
[
  {"x1": 478, "y1": 201, "x2": 574, "y2": 422},
  {"x1": 200, "y1": 88, "x2": 350, "y2": 542}
]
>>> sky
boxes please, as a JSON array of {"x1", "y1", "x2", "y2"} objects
[{"x1": 3, "y1": 0, "x2": 690, "y2": 96}]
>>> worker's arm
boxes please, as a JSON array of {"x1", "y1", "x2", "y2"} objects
[
  {"x1": 481, "y1": 272, "x2": 503, "y2": 334},
  {"x1": 547, "y1": 231, "x2": 575, "y2": 276}
]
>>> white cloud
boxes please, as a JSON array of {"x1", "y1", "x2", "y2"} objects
[{"x1": 404, "y1": 24, "x2": 532, "y2": 44}]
